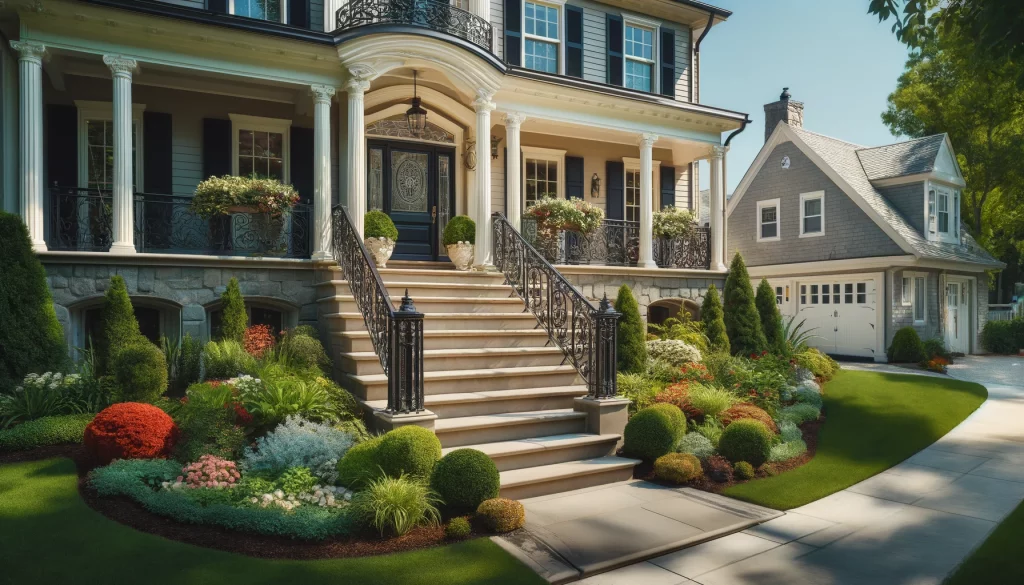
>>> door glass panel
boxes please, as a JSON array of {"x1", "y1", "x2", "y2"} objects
[
  {"x1": 368, "y1": 148, "x2": 384, "y2": 211},
  {"x1": 391, "y1": 151, "x2": 429, "y2": 213},
  {"x1": 438, "y1": 154, "x2": 451, "y2": 253},
  {"x1": 947, "y1": 284, "x2": 959, "y2": 340}
]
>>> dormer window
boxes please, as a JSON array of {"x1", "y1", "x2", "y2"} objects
[
  {"x1": 231, "y1": 0, "x2": 286, "y2": 23},
  {"x1": 927, "y1": 183, "x2": 960, "y2": 243}
]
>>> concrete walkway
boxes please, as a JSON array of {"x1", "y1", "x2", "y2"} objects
[{"x1": 565, "y1": 356, "x2": 1024, "y2": 585}]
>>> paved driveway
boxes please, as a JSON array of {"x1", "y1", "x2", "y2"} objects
[{"x1": 575, "y1": 356, "x2": 1024, "y2": 585}]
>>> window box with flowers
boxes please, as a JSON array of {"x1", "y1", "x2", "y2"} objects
[
  {"x1": 524, "y1": 197, "x2": 605, "y2": 263},
  {"x1": 190, "y1": 176, "x2": 300, "y2": 256}
]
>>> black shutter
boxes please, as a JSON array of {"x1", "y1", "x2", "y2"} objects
[
  {"x1": 660, "y1": 29, "x2": 676, "y2": 97},
  {"x1": 290, "y1": 127, "x2": 314, "y2": 204},
  {"x1": 289, "y1": 0, "x2": 310, "y2": 28},
  {"x1": 207, "y1": 0, "x2": 228, "y2": 14},
  {"x1": 504, "y1": 0, "x2": 522, "y2": 67},
  {"x1": 46, "y1": 105, "x2": 78, "y2": 189},
  {"x1": 202, "y1": 118, "x2": 232, "y2": 180},
  {"x1": 607, "y1": 14, "x2": 624, "y2": 86},
  {"x1": 566, "y1": 156, "x2": 585, "y2": 200},
  {"x1": 143, "y1": 112, "x2": 173, "y2": 195},
  {"x1": 660, "y1": 165, "x2": 676, "y2": 210},
  {"x1": 605, "y1": 161, "x2": 624, "y2": 220},
  {"x1": 566, "y1": 6, "x2": 584, "y2": 78}
]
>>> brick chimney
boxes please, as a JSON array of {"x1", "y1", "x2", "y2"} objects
[{"x1": 763, "y1": 87, "x2": 804, "y2": 142}]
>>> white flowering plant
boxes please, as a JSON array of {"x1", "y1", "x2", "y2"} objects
[
  {"x1": 0, "y1": 372, "x2": 90, "y2": 428},
  {"x1": 190, "y1": 175, "x2": 299, "y2": 219},
  {"x1": 653, "y1": 206, "x2": 697, "y2": 239},
  {"x1": 646, "y1": 340, "x2": 703, "y2": 367}
]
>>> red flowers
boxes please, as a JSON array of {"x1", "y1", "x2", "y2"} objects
[
  {"x1": 678, "y1": 363, "x2": 714, "y2": 383},
  {"x1": 84, "y1": 403, "x2": 179, "y2": 465},
  {"x1": 243, "y1": 324, "x2": 276, "y2": 359}
]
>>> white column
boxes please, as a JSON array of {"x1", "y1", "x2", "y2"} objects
[
  {"x1": 104, "y1": 55, "x2": 137, "y2": 255},
  {"x1": 310, "y1": 84, "x2": 336, "y2": 261},
  {"x1": 473, "y1": 92, "x2": 496, "y2": 268},
  {"x1": 345, "y1": 76, "x2": 370, "y2": 238},
  {"x1": 638, "y1": 133, "x2": 658, "y2": 268},
  {"x1": 709, "y1": 145, "x2": 727, "y2": 271},
  {"x1": 504, "y1": 112, "x2": 525, "y2": 231},
  {"x1": 10, "y1": 41, "x2": 46, "y2": 251}
]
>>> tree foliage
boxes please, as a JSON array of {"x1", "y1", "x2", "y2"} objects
[
  {"x1": 723, "y1": 253, "x2": 767, "y2": 357},
  {"x1": 755, "y1": 279, "x2": 784, "y2": 353},
  {"x1": 614, "y1": 285, "x2": 647, "y2": 374},
  {"x1": 220, "y1": 278, "x2": 248, "y2": 343},
  {"x1": 701, "y1": 285, "x2": 729, "y2": 354},
  {"x1": 99, "y1": 275, "x2": 142, "y2": 375}
]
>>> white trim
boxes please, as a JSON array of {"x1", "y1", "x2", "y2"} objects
[
  {"x1": 743, "y1": 255, "x2": 996, "y2": 278},
  {"x1": 74, "y1": 100, "x2": 146, "y2": 191},
  {"x1": 229, "y1": 0, "x2": 288, "y2": 24},
  {"x1": 903, "y1": 270, "x2": 928, "y2": 325},
  {"x1": 228, "y1": 113, "x2": 292, "y2": 183},
  {"x1": 522, "y1": 145, "x2": 566, "y2": 202},
  {"x1": 756, "y1": 198, "x2": 780, "y2": 243},
  {"x1": 799, "y1": 190, "x2": 824, "y2": 238},
  {"x1": 522, "y1": 0, "x2": 565, "y2": 76},
  {"x1": 870, "y1": 171, "x2": 966, "y2": 189}
]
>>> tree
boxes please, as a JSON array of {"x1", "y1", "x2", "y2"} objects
[
  {"x1": 701, "y1": 284, "x2": 729, "y2": 354},
  {"x1": 220, "y1": 278, "x2": 248, "y2": 343},
  {"x1": 755, "y1": 279, "x2": 784, "y2": 354},
  {"x1": 99, "y1": 275, "x2": 142, "y2": 375},
  {"x1": 723, "y1": 253, "x2": 767, "y2": 357},
  {"x1": 614, "y1": 284, "x2": 647, "y2": 374},
  {"x1": 0, "y1": 212, "x2": 66, "y2": 389}
]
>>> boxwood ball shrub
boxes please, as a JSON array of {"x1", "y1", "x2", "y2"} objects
[
  {"x1": 336, "y1": 435, "x2": 384, "y2": 488},
  {"x1": 654, "y1": 452, "x2": 703, "y2": 484},
  {"x1": 376, "y1": 425, "x2": 442, "y2": 479},
  {"x1": 717, "y1": 419, "x2": 773, "y2": 468},
  {"x1": 111, "y1": 340, "x2": 168, "y2": 403},
  {"x1": 733, "y1": 461, "x2": 755, "y2": 480},
  {"x1": 0, "y1": 413, "x2": 94, "y2": 452},
  {"x1": 615, "y1": 284, "x2": 648, "y2": 374},
  {"x1": 365, "y1": 210, "x2": 399, "y2": 241},
  {"x1": 623, "y1": 403, "x2": 685, "y2": 461},
  {"x1": 719, "y1": 403, "x2": 778, "y2": 434},
  {"x1": 220, "y1": 278, "x2": 248, "y2": 343},
  {"x1": 430, "y1": 448, "x2": 500, "y2": 513},
  {"x1": 84, "y1": 402, "x2": 179, "y2": 465},
  {"x1": 442, "y1": 215, "x2": 476, "y2": 246},
  {"x1": 476, "y1": 498, "x2": 525, "y2": 533},
  {"x1": 446, "y1": 516, "x2": 473, "y2": 540},
  {"x1": 888, "y1": 326, "x2": 926, "y2": 363}
]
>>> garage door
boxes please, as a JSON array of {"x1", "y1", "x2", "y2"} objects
[{"x1": 797, "y1": 277, "x2": 877, "y2": 358}]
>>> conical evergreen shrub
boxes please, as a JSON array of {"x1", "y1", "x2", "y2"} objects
[
  {"x1": 755, "y1": 278, "x2": 784, "y2": 353},
  {"x1": 220, "y1": 278, "x2": 248, "y2": 343},
  {"x1": 99, "y1": 275, "x2": 142, "y2": 374},
  {"x1": 723, "y1": 253, "x2": 767, "y2": 356},
  {"x1": 701, "y1": 284, "x2": 730, "y2": 354},
  {"x1": 614, "y1": 284, "x2": 647, "y2": 374},
  {"x1": 0, "y1": 212, "x2": 66, "y2": 389}
]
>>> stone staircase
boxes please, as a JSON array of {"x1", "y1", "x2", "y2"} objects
[{"x1": 316, "y1": 263, "x2": 638, "y2": 499}]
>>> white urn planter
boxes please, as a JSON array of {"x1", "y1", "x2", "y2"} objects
[
  {"x1": 446, "y1": 242, "x2": 475, "y2": 271},
  {"x1": 365, "y1": 237, "x2": 395, "y2": 268}
]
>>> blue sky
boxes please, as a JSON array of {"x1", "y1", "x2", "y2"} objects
[{"x1": 697, "y1": 0, "x2": 913, "y2": 191}]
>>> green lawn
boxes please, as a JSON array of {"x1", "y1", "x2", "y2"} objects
[
  {"x1": 724, "y1": 369, "x2": 987, "y2": 510},
  {"x1": 945, "y1": 498, "x2": 1024, "y2": 584},
  {"x1": 0, "y1": 458, "x2": 546, "y2": 585}
]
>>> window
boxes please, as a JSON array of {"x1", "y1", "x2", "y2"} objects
[
  {"x1": 522, "y1": 147, "x2": 565, "y2": 206},
  {"x1": 624, "y1": 24, "x2": 654, "y2": 92},
  {"x1": 800, "y1": 284, "x2": 807, "y2": 305},
  {"x1": 953, "y1": 191, "x2": 960, "y2": 240},
  {"x1": 775, "y1": 286, "x2": 783, "y2": 305},
  {"x1": 229, "y1": 115, "x2": 291, "y2": 182},
  {"x1": 906, "y1": 274, "x2": 927, "y2": 324},
  {"x1": 75, "y1": 101, "x2": 145, "y2": 192},
  {"x1": 845, "y1": 283, "x2": 854, "y2": 304},
  {"x1": 901, "y1": 276, "x2": 912, "y2": 305},
  {"x1": 524, "y1": 2, "x2": 560, "y2": 73},
  {"x1": 810, "y1": 284, "x2": 819, "y2": 305},
  {"x1": 800, "y1": 191, "x2": 824, "y2": 237},
  {"x1": 859, "y1": 282, "x2": 869, "y2": 305},
  {"x1": 625, "y1": 169, "x2": 641, "y2": 223},
  {"x1": 231, "y1": 0, "x2": 286, "y2": 23},
  {"x1": 757, "y1": 199, "x2": 780, "y2": 242},
  {"x1": 937, "y1": 189, "x2": 949, "y2": 233}
]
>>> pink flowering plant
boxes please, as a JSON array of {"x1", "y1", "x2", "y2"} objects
[
  {"x1": 190, "y1": 175, "x2": 299, "y2": 219},
  {"x1": 178, "y1": 455, "x2": 242, "y2": 489}
]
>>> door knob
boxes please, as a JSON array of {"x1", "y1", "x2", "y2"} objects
[{"x1": 431, "y1": 205, "x2": 437, "y2": 224}]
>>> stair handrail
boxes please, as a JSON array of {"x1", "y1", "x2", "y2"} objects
[
  {"x1": 331, "y1": 205, "x2": 425, "y2": 414},
  {"x1": 492, "y1": 212, "x2": 620, "y2": 399}
]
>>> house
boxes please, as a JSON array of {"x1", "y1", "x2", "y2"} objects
[
  {"x1": 0, "y1": 0, "x2": 746, "y2": 497},
  {"x1": 727, "y1": 89, "x2": 1004, "y2": 361}
]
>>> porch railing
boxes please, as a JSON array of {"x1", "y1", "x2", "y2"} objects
[
  {"x1": 493, "y1": 212, "x2": 620, "y2": 399},
  {"x1": 336, "y1": 0, "x2": 493, "y2": 52},
  {"x1": 47, "y1": 186, "x2": 312, "y2": 258},
  {"x1": 332, "y1": 205, "x2": 425, "y2": 414}
]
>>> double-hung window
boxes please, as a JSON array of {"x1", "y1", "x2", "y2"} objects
[
  {"x1": 522, "y1": 147, "x2": 565, "y2": 206},
  {"x1": 524, "y1": 2, "x2": 560, "y2": 74},
  {"x1": 231, "y1": 0, "x2": 286, "y2": 23},
  {"x1": 937, "y1": 189, "x2": 950, "y2": 234},
  {"x1": 624, "y1": 24, "x2": 654, "y2": 92},
  {"x1": 757, "y1": 199, "x2": 780, "y2": 242},
  {"x1": 76, "y1": 101, "x2": 145, "y2": 193},
  {"x1": 928, "y1": 183, "x2": 960, "y2": 243},
  {"x1": 904, "y1": 272, "x2": 927, "y2": 324},
  {"x1": 625, "y1": 169, "x2": 641, "y2": 222},
  {"x1": 800, "y1": 191, "x2": 824, "y2": 237},
  {"x1": 229, "y1": 115, "x2": 291, "y2": 182}
]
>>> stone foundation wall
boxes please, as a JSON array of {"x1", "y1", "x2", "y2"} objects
[{"x1": 560, "y1": 269, "x2": 727, "y2": 319}]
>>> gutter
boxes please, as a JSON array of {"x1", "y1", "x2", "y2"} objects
[{"x1": 690, "y1": 12, "x2": 714, "y2": 103}]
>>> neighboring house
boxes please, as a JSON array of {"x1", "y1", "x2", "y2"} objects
[{"x1": 727, "y1": 89, "x2": 1003, "y2": 361}]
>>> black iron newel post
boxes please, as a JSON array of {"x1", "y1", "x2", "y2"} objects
[
  {"x1": 389, "y1": 290, "x2": 425, "y2": 414},
  {"x1": 592, "y1": 294, "x2": 620, "y2": 399}
]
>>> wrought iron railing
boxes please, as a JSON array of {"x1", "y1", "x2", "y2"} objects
[
  {"x1": 654, "y1": 229, "x2": 711, "y2": 269},
  {"x1": 46, "y1": 186, "x2": 312, "y2": 258},
  {"x1": 332, "y1": 205, "x2": 425, "y2": 414},
  {"x1": 336, "y1": 0, "x2": 493, "y2": 52},
  {"x1": 493, "y1": 212, "x2": 619, "y2": 399}
]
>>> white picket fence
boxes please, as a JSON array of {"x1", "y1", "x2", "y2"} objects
[{"x1": 988, "y1": 304, "x2": 1020, "y2": 322}]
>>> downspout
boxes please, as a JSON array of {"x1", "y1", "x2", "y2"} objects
[
  {"x1": 690, "y1": 12, "x2": 714, "y2": 103},
  {"x1": 720, "y1": 117, "x2": 751, "y2": 264}
]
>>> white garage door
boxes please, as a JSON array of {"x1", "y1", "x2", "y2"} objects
[{"x1": 796, "y1": 277, "x2": 878, "y2": 359}]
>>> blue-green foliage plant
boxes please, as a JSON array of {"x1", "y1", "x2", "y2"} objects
[
  {"x1": 778, "y1": 403, "x2": 821, "y2": 425},
  {"x1": 777, "y1": 420, "x2": 803, "y2": 444},
  {"x1": 769, "y1": 439, "x2": 808, "y2": 463},
  {"x1": 242, "y1": 415, "x2": 353, "y2": 484},
  {"x1": 676, "y1": 432, "x2": 715, "y2": 459},
  {"x1": 792, "y1": 387, "x2": 823, "y2": 409}
]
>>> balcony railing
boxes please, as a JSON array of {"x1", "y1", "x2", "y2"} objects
[
  {"x1": 336, "y1": 0, "x2": 493, "y2": 52},
  {"x1": 521, "y1": 216, "x2": 712, "y2": 270},
  {"x1": 47, "y1": 186, "x2": 312, "y2": 258}
]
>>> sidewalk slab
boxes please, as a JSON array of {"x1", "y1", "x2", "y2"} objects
[
  {"x1": 906, "y1": 447, "x2": 989, "y2": 473},
  {"x1": 742, "y1": 511, "x2": 835, "y2": 544},
  {"x1": 575, "y1": 562, "x2": 695, "y2": 585},
  {"x1": 913, "y1": 473, "x2": 1024, "y2": 522},
  {"x1": 648, "y1": 532, "x2": 780, "y2": 577},
  {"x1": 845, "y1": 462, "x2": 962, "y2": 504}
]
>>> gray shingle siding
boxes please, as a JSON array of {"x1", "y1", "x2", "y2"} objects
[
  {"x1": 879, "y1": 183, "x2": 925, "y2": 234},
  {"x1": 728, "y1": 141, "x2": 905, "y2": 267},
  {"x1": 582, "y1": 4, "x2": 607, "y2": 84},
  {"x1": 890, "y1": 269, "x2": 941, "y2": 346}
]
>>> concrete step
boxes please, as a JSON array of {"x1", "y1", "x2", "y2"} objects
[
  {"x1": 365, "y1": 386, "x2": 588, "y2": 419},
  {"x1": 323, "y1": 312, "x2": 542, "y2": 332},
  {"x1": 442, "y1": 433, "x2": 620, "y2": 472},
  {"x1": 498, "y1": 457, "x2": 640, "y2": 500},
  {"x1": 329, "y1": 329, "x2": 552, "y2": 352},
  {"x1": 433, "y1": 409, "x2": 588, "y2": 448},
  {"x1": 319, "y1": 295, "x2": 528, "y2": 315},
  {"x1": 338, "y1": 346, "x2": 566, "y2": 376},
  {"x1": 341, "y1": 365, "x2": 582, "y2": 402},
  {"x1": 315, "y1": 280, "x2": 516, "y2": 299},
  {"x1": 322, "y1": 265, "x2": 507, "y2": 285}
]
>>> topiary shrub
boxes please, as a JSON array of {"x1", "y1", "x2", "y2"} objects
[
  {"x1": 719, "y1": 403, "x2": 778, "y2": 434},
  {"x1": 84, "y1": 402, "x2": 179, "y2": 465},
  {"x1": 733, "y1": 461, "x2": 755, "y2": 480},
  {"x1": 100, "y1": 275, "x2": 143, "y2": 375},
  {"x1": 701, "y1": 284, "x2": 730, "y2": 353},
  {"x1": 442, "y1": 215, "x2": 476, "y2": 246},
  {"x1": 723, "y1": 253, "x2": 767, "y2": 357},
  {"x1": 615, "y1": 284, "x2": 647, "y2": 374},
  {"x1": 623, "y1": 403, "x2": 685, "y2": 461},
  {"x1": 376, "y1": 425, "x2": 442, "y2": 480},
  {"x1": 365, "y1": 210, "x2": 399, "y2": 240},
  {"x1": 476, "y1": 498, "x2": 525, "y2": 533},
  {"x1": 0, "y1": 212, "x2": 67, "y2": 391},
  {"x1": 653, "y1": 452, "x2": 704, "y2": 484},
  {"x1": 887, "y1": 326, "x2": 925, "y2": 363},
  {"x1": 336, "y1": 435, "x2": 384, "y2": 489},
  {"x1": 111, "y1": 340, "x2": 168, "y2": 403},
  {"x1": 430, "y1": 448, "x2": 500, "y2": 513},
  {"x1": 0, "y1": 413, "x2": 94, "y2": 452},
  {"x1": 717, "y1": 419, "x2": 772, "y2": 468},
  {"x1": 446, "y1": 516, "x2": 472, "y2": 540},
  {"x1": 220, "y1": 278, "x2": 248, "y2": 343},
  {"x1": 756, "y1": 278, "x2": 784, "y2": 353}
]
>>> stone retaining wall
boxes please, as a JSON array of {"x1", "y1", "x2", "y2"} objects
[{"x1": 560, "y1": 269, "x2": 727, "y2": 319}]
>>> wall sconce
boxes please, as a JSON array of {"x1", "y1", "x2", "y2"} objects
[
  {"x1": 591, "y1": 173, "x2": 601, "y2": 198},
  {"x1": 491, "y1": 135, "x2": 501, "y2": 160}
]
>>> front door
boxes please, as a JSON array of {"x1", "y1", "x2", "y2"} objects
[
  {"x1": 945, "y1": 280, "x2": 970, "y2": 354},
  {"x1": 368, "y1": 140, "x2": 455, "y2": 262}
]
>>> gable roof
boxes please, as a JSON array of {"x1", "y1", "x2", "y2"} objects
[{"x1": 856, "y1": 135, "x2": 947, "y2": 180}]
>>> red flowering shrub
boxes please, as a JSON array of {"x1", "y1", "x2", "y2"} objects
[
  {"x1": 653, "y1": 383, "x2": 701, "y2": 419},
  {"x1": 923, "y1": 357, "x2": 949, "y2": 373},
  {"x1": 243, "y1": 324, "x2": 276, "y2": 358},
  {"x1": 84, "y1": 402, "x2": 179, "y2": 465},
  {"x1": 678, "y1": 363, "x2": 714, "y2": 384},
  {"x1": 719, "y1": 403, "x2": 778, "y2": 434}
]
